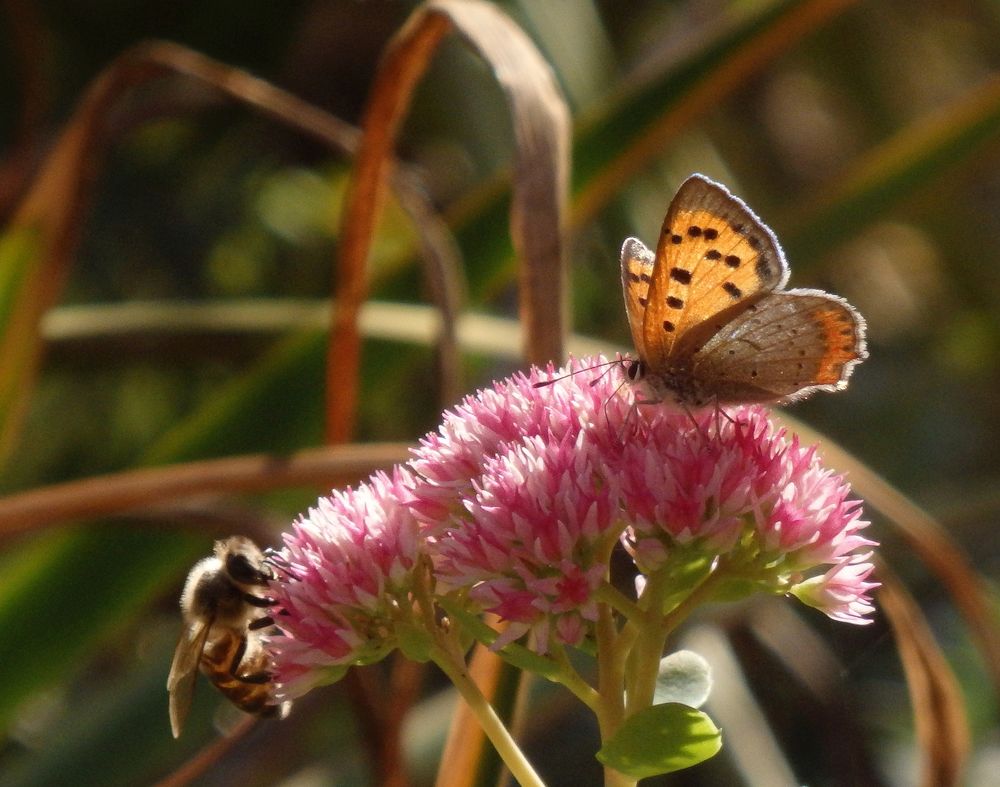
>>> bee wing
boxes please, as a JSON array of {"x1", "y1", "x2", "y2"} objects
[{"x1": 167, "y1": 617, "x2": 212, "y2": 738}]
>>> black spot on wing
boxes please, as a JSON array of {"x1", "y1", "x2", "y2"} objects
[
  {"x1": 722, "y1": 282, "x2": 742, "y2": 300},
  {"x1": 670, "y1": 267, "x2": 692, "y2": 285}
]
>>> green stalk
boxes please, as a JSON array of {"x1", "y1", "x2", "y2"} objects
[{"x1": 431, "y1": 643, "x2": 545, "y2": 787}]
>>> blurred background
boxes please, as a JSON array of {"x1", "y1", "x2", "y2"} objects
[{"x1": 0, "y1": 0, "x2": 998, "y2": 784}]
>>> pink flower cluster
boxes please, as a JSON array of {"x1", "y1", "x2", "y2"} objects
[
  {"x1": 266, "y1": 468, "x2": 422, "y2": 698},
  {"x1": 266, "y1": 356, "x2": 877, "y2": 698}
]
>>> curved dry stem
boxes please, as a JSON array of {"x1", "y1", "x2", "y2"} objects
[
  {"x1": 0, "y1": 443, "x2": 409, "y2": 538},
  {"x1": 326, "y1": 0, "x2": 570, "y2": 443},
  {"x1": 877, "y1": 561, "x2": 969, "y2": 787},
  {"x1": 151, "y1": 715, "x2": 258, "y2": 787},
  {"x1": 779, "y1": 412, "x2": 1000, "y2": 701},
  {"x1": 0, "y1": 40, "x2": 463, "y2": 463}
]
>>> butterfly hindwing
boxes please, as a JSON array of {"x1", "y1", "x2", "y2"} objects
[{"x1": 689, "y1": 290, "x2": 867, "y2": 402}]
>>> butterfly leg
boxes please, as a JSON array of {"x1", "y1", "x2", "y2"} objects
[
  {"x1": 709, "y1": 399, "x2": 737, "y2": 436},
  {"x1": 610, "y1": 384, "x2": 655, "y2": 445}
]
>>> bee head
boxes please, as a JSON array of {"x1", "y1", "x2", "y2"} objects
[{"x1": 215, "y1": 536, "x2": 272, "y2": 586}]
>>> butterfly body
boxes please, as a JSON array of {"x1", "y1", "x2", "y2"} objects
[{"x1": 620, "y1": 175, "x2": 866, "y2": 408}]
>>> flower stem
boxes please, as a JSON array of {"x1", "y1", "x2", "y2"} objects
[
  {"x1": 624, "y1": 569, "x2": 671, "y2": 713},
  {"x1": 549, "y1": 644, "x2": 601, "y2": 711},
  {"x1": 595, "y1": 581, "x2": 642, "y2": 620},
  {"x1": 594, "y1": 602, "x2": 627, "y2": 738},
  {"x1": 662, "y1": 560, "x2": 729, "y2": 637},
  {"x1": 432, "y1": 644, "x2": 545, "y2": 787}
]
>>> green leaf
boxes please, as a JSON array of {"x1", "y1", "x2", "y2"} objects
[{"x1": 596, "y1": 703, "x2": 722, "y2": 779}]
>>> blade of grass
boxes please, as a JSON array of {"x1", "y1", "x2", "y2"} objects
[
  {"x1": 783, "y1": 73, "x2": 1000, "y2": 263},
  {"x1": 0, "y1": 442, "x2": 409, "y2": 539},
  {"x1": 877, "y1": 562, "x2": 969, "y2": 787},
  {"x1": 777, "y1": 412, "x2": 1000, "y2": 702},
  {"x1": 571, "y1": 0, "x2": 857, "y2": 227},
  {"x1": 455, "y1": 0, "x2": 858, "y2": 303},
  {"x1": 327, "y1": 0, "x2": 570, "y2": 443}
]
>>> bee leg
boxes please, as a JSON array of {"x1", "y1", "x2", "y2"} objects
[
  {"x1": 242, "y1": 592, "x2": 275, "y2": 609},
  {"x1": 248, "y1": 616, "x2": 274, "y2": 631},
  {"x1": 236, "y1": 670, "x2": 271, "y2": 684},
  {"x1": 227, "y1": 635, "x2": 271, "y2": 684}
]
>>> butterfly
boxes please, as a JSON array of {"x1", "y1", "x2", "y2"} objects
[{"x1": 620, "y1": 174, "x2": 867, "y2": 408}]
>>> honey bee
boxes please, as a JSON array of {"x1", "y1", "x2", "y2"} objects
[{"x1": 167, "y1": 536, "x2": 289, "y2": 737}]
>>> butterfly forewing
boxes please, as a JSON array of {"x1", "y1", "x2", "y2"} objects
[
  {"x1": 641, "y1": 175, "x2": 788, "y2": 369},
  {"x1": 691, "y1": 290, "x2": 866, "y2": 402}
]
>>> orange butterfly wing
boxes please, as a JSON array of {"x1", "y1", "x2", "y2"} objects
[{"x1": 641, "y1": 175, "x2": 788, "y2": 370}]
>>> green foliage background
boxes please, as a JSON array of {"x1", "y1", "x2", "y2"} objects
[{"x1": 1, "y1": 1, "x2": 998, "y2": 784}]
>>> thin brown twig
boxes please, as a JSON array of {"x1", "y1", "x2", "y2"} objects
[
  {"x1": 152, "y1": 716, "x2": 258, "y2": 787},
  {"x1": 0, "y1": 443, "x2": 410, "y2": 538}
]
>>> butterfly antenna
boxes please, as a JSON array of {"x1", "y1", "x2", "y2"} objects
[
  {"x1": 532, "y1": 358, "x2": 622, "y2": 389},
  {"x1": 588, "y1": 362, "x2": 621, "y2": 388}
]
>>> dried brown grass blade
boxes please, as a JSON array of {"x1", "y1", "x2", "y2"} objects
[
  {"x1": 0, "y1": 443, "x2": 409, "y2": 538},
  {"x1": 152, "y1": 716, "x2": 258, "y2": 787},
  {"x1": 777, "y1": 413, "x2": 1000, "y2": 698},
  {"x1": 327, "y1": 0, "x2": 570, "y2": 442},
  {"x1": 878, "y1": 562, "x2": 969, "y2": 787},
  {"x1": 0, "y1": 40, "x2": 463, "y2": 461}
]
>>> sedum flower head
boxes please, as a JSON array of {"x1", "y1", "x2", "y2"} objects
[
  {"x1": 435, "y1": 430, "x2": 620, "y2": 650},
  {"x1": 266, "y1": 356, "x2": 878, "y2": 695},
  {"x1": 266, "y1": 468, "x2": 424, "y2": 699}
]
